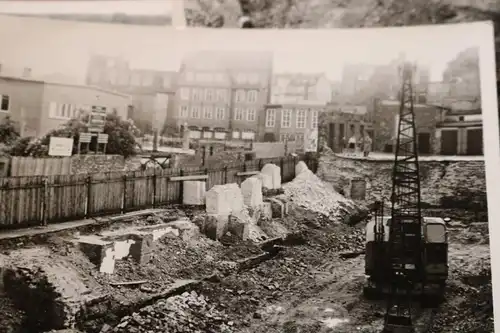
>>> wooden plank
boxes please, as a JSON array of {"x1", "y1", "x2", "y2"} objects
[
  {"x1": 169, "y1": 175, "x2": 208, "y2": 182},
  {"x1": 236, "y1": 171, "x2": 259, "y2": 176}
]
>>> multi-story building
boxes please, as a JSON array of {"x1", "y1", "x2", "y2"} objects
[
  {"x1": 322, "y1": 104, "x2": 375, "y2": 153},
  {"x1": 171, "y1": 50, "x2": 273, "y2": 141},
  {"x1": 85, "y1": 55, "x2": 177, "y2": 132},
  {"x1": 0, "y1": 75, "x2": 131, "y2": 137},
  {"x1": 442, "y1": 47, "x2": 480, "y2": 101},
  {"x1": 259, "y1": 72, "x2": 332, "y2": 149}
]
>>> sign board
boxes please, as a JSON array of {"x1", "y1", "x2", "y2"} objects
[
  {"x1": 48, "y1": 137, "x2": 74, "y2": 156},
  {"x1": 97, "y1": 134, "x2": 109, "y2": 144},
  {"x1": 305, "y1": 128, "x2": 318, "y2": 152},
  {"x1": 88, "y1": 106, "x2": 107, "y2": 133},
  {"x1": 79, "y1": 133, "x2": 92, "y2": 143}
]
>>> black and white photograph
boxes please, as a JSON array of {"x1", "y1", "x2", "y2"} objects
[{"x1": 0, "y1": 10, "x2": 497, "y2": 333}]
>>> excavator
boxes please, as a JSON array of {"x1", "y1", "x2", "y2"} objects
[{"x1": 363, "y1": 62, "x2": 449, "y2": 332}]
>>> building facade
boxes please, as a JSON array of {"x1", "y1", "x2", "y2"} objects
[
  {"x1": 172, "y1": 50, "x2": 273, "y2": 141},
  {"x1": 322, "y1": 104, "x2": 375, "y2": 153},
  {"x1": 85, "y1": 55, "x2": 177, "y2": 132},
  {"x1": 442, "y1": 47, "x2": 480, "y2": 101},
  {"x1": 0, "y1": 76, "x2": 131, "y2": 137}
]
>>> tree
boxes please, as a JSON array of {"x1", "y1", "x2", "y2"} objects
[
  {"x1": 0, "y1": 116, "x2": 20, "y2": 146},
  {"x1": 10, "y1": 113, "x2": 141, "y2": 158}
]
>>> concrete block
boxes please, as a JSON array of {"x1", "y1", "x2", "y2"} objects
[
  {"x1": 228, "y1": 214, "x2": 250, "y2": 241},
  {"x1": 241, "y1": 177, "x2": 263, "y2": 208},
  {"x1": 204, "y1": 214, "x2": 229, "y2": 240},
  {"x1": 275, "y1": 195, "x2": 290, "y2": 215},
  {"x1": 252, "y1": 172, "x2": 273, "y2": 190},
  {"x1": 261, "y1": 163, "x2": 281, "y2": 189},
  {"x1": 183, "y1": 181, "x2": 206, "y2": 205},
  {"x1": 75, "y1": 236, "x2": 114, "y2": 269},
  {"x1": 206, "y1": 183, "x2": 243, "y2": 215},
  {"x1": 166, "y1": 220, "x2": 201, "y2": 241},
  {"x1": 295, "y1": 161, "x2": 309, "y2": 176},
  {"x1": 267, "y1": 198, "x2": 286, "y2": 218},
  {"x1": 260, "y1": 202, "x2": 273, "y2": 221}
]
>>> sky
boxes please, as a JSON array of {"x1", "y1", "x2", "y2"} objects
[
  {"x1": 0, "y1": 0, "x2": 173, "y2": 15},
  {"x1": 0, "y1": 15, "x2": 490, "y2": 84}
]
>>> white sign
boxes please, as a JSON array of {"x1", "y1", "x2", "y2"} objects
[
  {"x1": 49, "y1": 137, "x2": 74, "y2": 156},
  {"x1": 305, "y1": 129, "x2": 318, "y2": 152}
]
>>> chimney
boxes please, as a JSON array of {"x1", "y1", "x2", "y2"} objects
[{"x1": 22, "y1": 67, "x2": 32, "y2": 78}]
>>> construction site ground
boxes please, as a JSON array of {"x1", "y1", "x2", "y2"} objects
[{"x1": 0, "y1": 172, "x2": 492, "y2": 333}]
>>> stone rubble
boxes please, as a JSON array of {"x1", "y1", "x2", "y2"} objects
[
  {"x1": 108, "y1": 291, "x2": 235, "y2": 333},
  {"x1": 283, "y1": 165, "x2": 358, "y2": 221}
]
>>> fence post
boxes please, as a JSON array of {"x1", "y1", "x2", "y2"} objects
[
  {"x1": 293, "y1": 155, "x2": 298, "y2": 177},
  {"x1": 41, "y1": 177, "x2": 49, "y2": 226},
  {"x1": 86, "y1": 175, "x2": 92, "y2": 218},
  {"x1": 280, "y1": 157, "x2": 284, "y2": 180},
  {"x1": 179, "y1": 169, "x2": 184, "y2": 204},
  {"x1": 205, "y1": 168, "x2": 209, "y2": 191},
  {"x1": 224, "y1": 166, "x2": 228, "y2": 184},
  {"x1": 122, "y1": 175, "x2": 127, "y2": 213},
  {"x1": 152, "y1": 171, "x2": 157, "y2": 208},
  {"x1": 258, "y1": 159, "x2": 263, "y2": 171}
]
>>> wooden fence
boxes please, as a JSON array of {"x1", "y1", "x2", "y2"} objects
[
  {"x1": 10, "y1": 156, "x2": 72, "y2": 177},
  {"x1": 0, "y1": 156, "x2": 317, "y2": 230}
]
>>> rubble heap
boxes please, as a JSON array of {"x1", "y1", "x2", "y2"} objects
[
  {"x1": 108, "y1": 291, "x2": 235, "y2": 333},
  {"x1": 283, "y1": 167, "x2": 358, "y2": 221}
]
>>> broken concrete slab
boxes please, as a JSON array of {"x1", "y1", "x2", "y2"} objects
[
  {"x1": 228, "y1": 214, "x2": 250, "y2": 241},
  {"x1": 295, "y1": 161, "x2": 309, "y2": 176},
  {"x1": 205, "y1": 183, "x2": 244, "y2": 215},
  {"x1": 266, "y1": 198, "x2": 288, "y2": 218},
  {"x1": 241, "y1": 177, "x2": 263, "y2": 208},
  {"x1": 247, "y1": 203, "x2": 273, "y2": 224},
  {"x1": 72, "y1": 219, "x2": 199, "y2": 274},
  {"x1": 261, "y1": 163, "x2": 281, "y2": 190},
  {"x1": 252, "y1": 172, "x2": 273, "y2": 190},
  {"x1": 182, "y1": 181, "x2": 206, "y2": 205},
  {"x1": 204, "y1": 214, "x2": 229, "y2": 241}
]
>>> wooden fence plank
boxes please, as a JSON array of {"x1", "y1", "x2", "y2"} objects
[{"x1": 0, "y1": 155, "x2": 308, "y2": 229}]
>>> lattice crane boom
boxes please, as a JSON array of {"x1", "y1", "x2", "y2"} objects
[{"x1": 382, "y1": 62, "x2": 423, "y2": 333}]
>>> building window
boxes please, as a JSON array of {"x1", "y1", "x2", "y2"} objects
[
  {"x1": 296, "y1": 109, "x2": 306, "y2": 128},
  {"x1": 281, "y1": 109, "x2": 292, "y2": 128},
  {"x1": 296, "y1": 133, "x2": 304, "y2": 145},
  {"x1": 216, "y1": 107, "x2": 225, "y2": 120},
  {"x1": 234, "y1": 108, "x2": 244, "y2": 121},
  {"x1": 247, "y1": 90, "x2": 258, "y2": 103},
  {"x1": 192, "y1": 88, "x2": 202, "y2": 101},
  {"x1": 0, "y1": 95, "x2": 9, "y2": 112},
  {"x1": 179, "y1": 105, "x2": 188, "y2": 118},
  {"x1": 191, "y1": 106, "x2": 201, "y2": 118},
  {"x1": 247, "y1": 108, "x2": 256, "y2": 121},
  {"x1": 216, "y1": 89, "x2": 227, "y2": 102},
  {"x1": 180, "y1": 88, "x2": 190, "y2": 100},
  {"x1": 205, "y1": 89, "x2": 214, "y2": 102},
  {"x1": 311, "y1": 110, "x2": 319, "y2": 129},
  {"x1": 203, "y1": 106, "x2": 213, "y2": 119},
  {"x1": 235, "y1": 89, "x2": 246, "y2": 102},
  {"x1": 265, "y1": 109, "x2": 276, "y2": 127}
]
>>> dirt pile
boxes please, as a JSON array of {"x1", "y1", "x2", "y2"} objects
[
  {"x1": 107, "y1": 291, "x2": 235, "y2": 333},
  {"x1": 283, "y1": 169, "x2": 365, "y2": 223}
]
